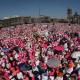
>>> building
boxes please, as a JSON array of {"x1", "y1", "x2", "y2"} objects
[
  {"x1": 67, "y1": 8, "x2": 73, "y2": 23},
  {"x1": 67, "y1": 8, "x2": 80, "y2": 24},
  {"x1": 1, "y1": 16, "x2": 32, "y2": 27},
  {"x1": 0, "y1": 16, "x2": 57, "y2": 27},
  {"x1": 0, "y1": 9, "x2": 80, "y2": 28},
  {"x1": 72, "y1": 12, "x2": 80, "y2": 24},
  {"x1": 0, "y1": 20, "x2": 3, "y2": 28}
]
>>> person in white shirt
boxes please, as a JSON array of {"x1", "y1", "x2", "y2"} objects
[
  {"x1": 42, "y1": 71, "x2": 48, "y2": 80},
  {"x1": 35, "y1": 59, "x2": 40, "y2": 66},
  {"x1": 17, "y1": 72, "x2": 23, "y2": 80},
  {"x1": 76, "y1": 61, "x2": 80, "y2": 69},
  {"x1": 67, "y1": 67, "x2": 73, "y2": 74},
  {"x1": 55, "y1": 76, "x2": 63, "y2": 80}
]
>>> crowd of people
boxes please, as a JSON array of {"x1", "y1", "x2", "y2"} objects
[{"x1": 0, "y1": 23, "x2": 80, "y2": 80}]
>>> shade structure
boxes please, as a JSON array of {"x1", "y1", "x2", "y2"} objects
[
  {"x1": 19, "y1": 63, "x2": 32, "y2": 71},
  {"x1": 71, "y1": 51, "x2": 80, "y2": 59},
  {"x1": 47, "y1": 58, "x2": 61, "y2": 68},
  {"x1": 1, "y1": 48, "x2": 9, "y2": 53},
  {"x1": 54, "y1": 45, "x2": 64, "y2": 51}
]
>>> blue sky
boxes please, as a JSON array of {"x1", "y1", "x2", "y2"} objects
[{"x1": 0, "y1": 0, "x2": 80, "y2": 19}]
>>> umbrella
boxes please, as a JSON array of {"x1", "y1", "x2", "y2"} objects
[
  {"x1": 1, "y1": 48, "x2": 9, "y2": 53},
  {"x1": 19, "y1": 63, "x2": 32, "y2": 71},
  {"x1": 77, "y1": 38, "x2": 80, "y2": 44},
  {"x1": 71, "y1": 51, "x2": 80, "y2": 59},
  {"x1": 54, "y1": 45, "x2": 64, "y2": 51},
  {"x1": 47, "y1": 58, "x2": 61, "y2": 68}
]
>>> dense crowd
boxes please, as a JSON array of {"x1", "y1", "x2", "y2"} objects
[{"x1": 0, "y1": 23, "x2": 80, "y2": 80}]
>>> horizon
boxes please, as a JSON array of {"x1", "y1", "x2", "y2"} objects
[{"x1": 0, "y1": 0, "x2": 80, "y2": 19}]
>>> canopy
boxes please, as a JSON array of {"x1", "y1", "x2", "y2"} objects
[
  {"x1": 47, "y1": 58, "x2": 61, "y2": 68},
  {"x1": 54, "y1": 45, "x2": 64, "y2": 51},
  {"x1": 1, "y1": 48, "x2": 9, "y2": 53},
  {"x1": 19, "y1": 63, "x2": 32, "y2": 71}
]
